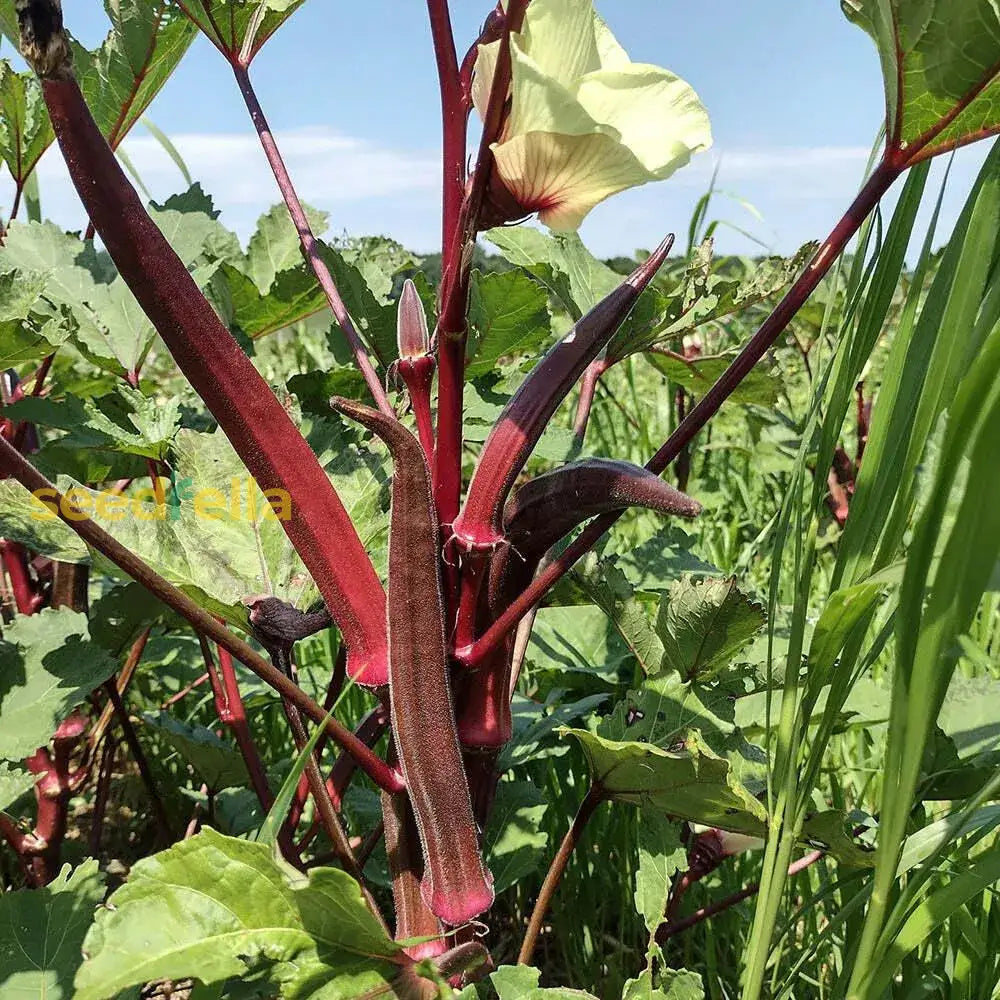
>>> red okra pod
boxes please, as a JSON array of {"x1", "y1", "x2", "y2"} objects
[
  {"x1": 450, "y1": 235, "x2": 674, "y2": 551},
  {"x1": 18, "y1": 2, "x2": 388, "y2": 685},
  {"x1": 331, "y1": 396, "x2": 494, "y2": 925},
  {"x1": 504, "y1": 458, "x2": 701, "y2": 560}
]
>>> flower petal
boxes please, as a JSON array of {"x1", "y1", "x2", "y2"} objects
[
  {"x1": 574, "y1": 65, "x2": 713, "y2": 174},
  {"x1": 517, "y1": 0, "x2": 603, "y2": 82},
  {"x1": 491, "y1": 130, "x2": 653, "y2": 231}
]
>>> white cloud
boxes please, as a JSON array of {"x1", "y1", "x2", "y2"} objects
[{"x1": 4, "y1": 130, "x2": 989, "y2": 260}]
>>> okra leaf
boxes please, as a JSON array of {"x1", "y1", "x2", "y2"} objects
[
  {"x1": 646, "y1": 349, "x2": 782, "y2": 406},
  {"x1": 654, "y1": 576, "x2": 766, "y2": 681},
  {"x1": 623, "y1": 969, "x2": 705, "y2": 1000},
  {"x1": 842, "y1": 0, "x2": 1000, "y2": 162},
  {"x1": 562, "y1": 727, "x2": 768, "y2": 835},
  {"x1": 634, "y1": 812, "x2": 685, "y2": 937},
  {"x1": 527, "y1": 604, "x2": 634, "y2": 682},
  {"x1": 143, "y1": 712, "x2": 248, "y2": 791},
  {"x1": 467, "y1": 268, "x2": 552, "y2": 377},
  {"x1": 483, "y1": 781, "x2": 550, "y2": 894},
  {"x1": 244, "y1": 201, "x2": 330, "y2": 296},
  {"x1": 78, "y1": 1, "x2": 197, "y2": 145},
  {"x1": 492, "y1": 965, "x2": 599, "y2": 999},
  {"x1": 179, "y1": 0, "x2": 308, "y2": 65},
  {"x1": 6, "y1": 385, "x2": 181, "y2": 461},
  {"x1": 74, "y1": 829, "x2": 402, "y2": 1000},
  {"x1": 0, "y1": 608, "x2": 114, "y2": 761},
  {"x1": 0, "y1": 59, "x2": 54, "y2": 186},
  {"x1": 0, "y1": 479, "x2": 90, "y2": 563},
  {"x1": 0, "y1": 762, "x2": 34, "y2": 814},
  {"x1": 0, "y1": 860, "x2": 104, "y2": 1000},
  {"x1": 606, "y1": 240, "x2": 817, "y2": 364}
]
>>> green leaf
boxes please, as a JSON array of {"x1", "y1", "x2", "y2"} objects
[
  {"x1": 654, "y1": 577, "x2": 766, "y2": 681},
  {"x1": 467, "y1": 269, "x2": 552, "y2": 377},
  {"x1": 842, "y1": 0, "x2": 1000, "y2": 161},
  {"x1": 0, "y1": 59, "x2": 53, "y2": 186},
  {"x1": 224, "y1": 262, "x2": 326, "y2": 340},
  {"x1": 143, "y1": 712, "x2": 248, "y2": 791},
  {"x1": 607, "y1": 239, "x2": 817, "y2": 363},
  {"x1": 937, "y1": 674, "x2": 1000, "y2": 757},
  {"x1": 634, "y1": 812, "x2": 685, "y2": 937},
  {"x1": 563, "y1": 728, "x2": 767, "y2": 834},
  {"x1": 646, "y1": 349, "x2": 781, "y2": 406},
  {"x1": 180, "y1": 0, "x2": 308, "y2": 64},
  {"x1": 245, "y1": 202, "x2": 329, "y2": 296},
  {"x1": 0, "y1": 479, "x2": 89, "y2": 563},
  {"x1": 623, "y1": 969, "x2": 705, "y2": 1000},
  {"x1": 483, "y1": 781, "x2": 550, "y2": 894},
  {"x1": 500, "y1": 692, "x2": 609, "y2": 770},
  {"x1": 0, "y1": 762, "x2": 34, "y2": 814},
  {"x1": 527, "y1": 604, "x2": 634, "y2": 682},
  {"x1": 78, "y1": 1, "x2": 197, "y2": 144},
  {"x1": 0, "y1": 860, "x2": 104, "y2": 1000},
  {"x1": 0, "y1": 608, "x2": 114, "y2": 761},
  {"x1": 7, "y1": 385, "x2": 180, "y2": 461},
  {"x1": 74, "y1": 829, "x2": 402, "y2": 1000},
  {"x1": 492, "y1": 965, "x2": 599, "y2": 999}
]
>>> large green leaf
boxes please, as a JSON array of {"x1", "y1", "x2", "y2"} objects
[
  {"x1": 244, "y1": 202, "x2": 330, "y2": 296},
  {"x1": 0, "y1": 60, "x2": 53, "y2": 187},
  {"x1": 623, "y1": 970, "x2": 705, "y2": 1000},
  {"x1": 0, "y1": 608, "x2": 114, "y2": 761},
  {"x1": 483, "y1": 781, "x2": 550, "y2": 894},
  {"x1": 178, "y1": 0, "x2": 308, "y2": 64},
  {"x1": 75, "y1": 828, "x2": 402, "y2": 1000},
  {"x1": 0, "y1": 860, "x2": 104, "y2": 1000},
  {"x1": 842, "y1": 0, "x2": 1000, "y2": 161},
  {"x1": 467, "y1": 269, "x2": 552, "y2": 377},
  {"x1": 144, "y1": 712, "x2": 248, "y2": 791},
  {"x1": 646, "y1": 349, "x2": 781, "y2": 406},
  {"x1": 563, "y1": 728, "x2": 767, "y2": 834},
  {"x1": 0, "y1": 479, "x2": 90, "y2": 563},
  {"x1": 0, "y1": 762, "x2": 34, "y2": 814},
  {"x1": 527, "y1": 604, "x2": 633, "y2": 682},
  {"x1": 79, "y1": 1, "x2": 198, "y2": 145},
  {"x1": 654, "y1": 577, "x2": 766, "y2": 681},
  {"x1": 492, "y1": 965, "x2": 599, "y2": 999}
]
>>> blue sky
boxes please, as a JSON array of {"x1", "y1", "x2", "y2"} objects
[{"x1": 10, "y1": 1, "x2": 991, "y2": 257}]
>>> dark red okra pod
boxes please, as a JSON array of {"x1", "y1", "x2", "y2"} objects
[
  {"x1": 394, "y1": 279, "x2": 436, "y2": 459},
  {"x1": 331, "y1": 396, "x2": 494, "y2": 925},
  {"x1": 450, "y1": 235, "x2": 674, "y2": 551},
  {"x1": 17, "y1": 1, "x2": 388, "y2": 685}
]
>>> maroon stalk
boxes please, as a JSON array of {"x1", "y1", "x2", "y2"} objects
[
  {"x1": 17, "y1": 5, "x2": 389, "y2": 685},
  {"x1": 433, "y1": 0, "x2": 529, "y2": 530},
  {"x1": 464, "y1": 157, "x2": 905, "y2": 667},
  {"x1": 330, "y1": 397, "x2": 494, "y2": 925},
  {"x1": 0, "y1": 436, "x2": 405, "y2": 795},
  {"x1": 572, "y1": 359, "x2": 610, "y2": 441},
  {"x1": 231, "y1": 62, "x2": 392, "y2": 415}
]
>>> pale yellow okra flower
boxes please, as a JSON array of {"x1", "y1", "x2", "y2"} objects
[{"x1": 473, "y1": 0, "x2": 713, "y2": 231}]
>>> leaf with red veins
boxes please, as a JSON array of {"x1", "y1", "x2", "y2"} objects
[
  {"x1": 451, "y1": 235, "x2": 674, "y2": 551},
  {"x1": 330, "y1": 396, "x2": 494, "y2": 926}
]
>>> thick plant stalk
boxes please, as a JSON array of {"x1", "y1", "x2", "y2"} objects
[
  {"x1": 331, "y1": 397, "x2": 494, "y2": 926},
  {"x1": 17, "y1": 2, "x2": 389, "y2": 686},
  {"x1": 231, "y1": 63, "x2": 392, "y2": 415},
  {"x1": 433, "y1": 0, "x2": 529, "y2": 529},
  {"x1": 0, "y1": 437, "x2": 405, "y2": 795},
  {"x1": 451, "y1": 236, "x2": 675, "y2": 552},
  {"x1": 464, "y1": 158, "x2": 904, "y2": 667}
]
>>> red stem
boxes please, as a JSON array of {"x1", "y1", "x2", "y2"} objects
[
  {"x1": 463, "y1": 156, "x2": 903, "y2": 667},
  {"x1": 231, "y1": 64, "x2": 391, "y2": 415},
  {"x1": 573, "y1": 360, "x2": 608, "y2": 441},
  {"x1": 1, "y1": 540, "x2": 37, "y2": 615}
]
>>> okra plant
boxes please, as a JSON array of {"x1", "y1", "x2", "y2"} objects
[{"x1": 1, "y1": 0, "x2": 999, "y2": 998}]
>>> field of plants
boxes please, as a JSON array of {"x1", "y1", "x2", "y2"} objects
[{"x1": 1, "y1": 1, "x2": 999, "y2": 998}]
